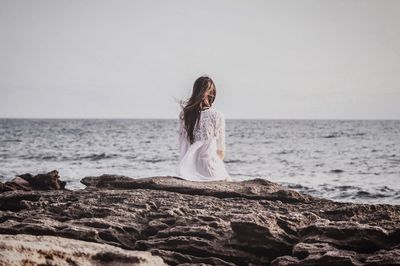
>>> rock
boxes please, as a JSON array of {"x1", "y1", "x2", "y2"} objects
[
  {"x1": 0, "y1": 191, "x2": 41, "y2": 211},
  {"x1": 365, "y1": 249, "x2": 400, "y2": 265},
  {"x1": 0, "y1": 180, "x2": 31, "y2": 192},
  {"x1": 0, "y1": 173, "x2": 399, "y2": 265},
  {"x1": 299, "y1": 220, "x2": 392, "y2": 252},
  {"x1": 0, "y1": 234, "x2": 165, "y2": 265},
  {"x1": 0, "y1": 170, "x2": 66, "y2": 193},
  {"x1": 272, "y1": 242, "x2": 400, "y2": 266},
  {"x1": 21, "y1": 170, "x2": 66, "y2": 190},
  {"x1": 292, "y1": 242, "x2": 363, "y2": 265},
  {"x1": 272, "y1": 242, "x2": 363, "y2": 266},
  {"x1": 10, "y1": 176, "x2": 30, "y2": 187},
  {"x1": 271, "y1": 256, "x2": 301, "y2": 266},
  {"x1": 81, "y1": 174, "x2": 316, "y2": 203}
]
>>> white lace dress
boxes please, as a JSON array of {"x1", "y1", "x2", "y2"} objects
[{"x1": 177, "y1": 108, "x2": 231, "y2": 181}]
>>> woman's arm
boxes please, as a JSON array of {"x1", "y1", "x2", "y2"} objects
[{"x1": 217, "y1": 150, "x2": 225, "y2": 160}]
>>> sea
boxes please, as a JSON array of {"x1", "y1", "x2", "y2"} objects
[{"x1": 0, "y1": 119, "x2": 399, "y2": 205}]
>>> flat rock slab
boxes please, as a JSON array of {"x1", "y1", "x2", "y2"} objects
[
  {"x1": 81, "y1": 175, "x2": 316, "y2": 203},
  {"x1": 0, "y1": 234, "x2": 165, "y2": 266},
  {"x1": 1, "y1": 175, "x2": 400, "y2": 265}
]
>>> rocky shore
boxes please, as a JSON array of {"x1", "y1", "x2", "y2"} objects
[{"x1": 1, "y1": 171, "x2": 400, "y2": 265}]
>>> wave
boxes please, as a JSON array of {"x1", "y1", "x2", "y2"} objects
[
  {"x1": 323, "y1": 132, "x2": 344, "y2": 138},
  {"x1": 275, "y1": 150, "x2": 294, "y2": 155},
  {"x1": 330, "y1": 169, "x2": 345, "y2": 173},
  {"x1": 18, "y1": 153, "x2": 120, "y2": 161},
  {"x1": 318, "y1": 185, "x2": 393, "y2": 202},
  {"x1": 378, "y1": 186, "x2": 394, "y2": 192},
  {"x1": 225, "y1": 159, "x2": 247, "y2": 164},
  {"x1": 19, "y1": 154, "x2": 58, "y2": 160},
  {"x1": 2, "y1": 139, "x2": 22, "y2": 143},
  {"x1": 321, "y1": 184, "x2": 393, "y2": 201},
  {"x1": 353, "y1": 132, "x2": 367, "y2": 137},
  {"x1": 322, "y1": 131, "x2": 367, "y2": 139},
  {"x1": 284, "y1": 181, "x2": 395, "y2": 202},
  {"x1": 354, "y1": 190, "x2": 389, "y2": 199},
  {"x1": 282, "y1": 182, "x2": 318, "y2": 193},
  {"x1": 334, "y1": 185, "x2": 358, "y2": 191},
  {"x1": 142, "y1": 159, "x2": 164, "y2": 163},
  {"x1": 78, "y1": 153, "x2": 119, "y2": 161}
]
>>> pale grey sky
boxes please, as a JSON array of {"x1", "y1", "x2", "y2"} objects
[{"x1": 0, "y1": 0, "x2": 399, "y2": 119}]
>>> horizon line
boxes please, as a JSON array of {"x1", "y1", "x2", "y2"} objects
[{"x1": 0, "y1": 117, "x2": 399, "y2": 121}]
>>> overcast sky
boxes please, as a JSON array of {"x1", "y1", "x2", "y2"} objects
[{"x1": 0, "y1": 0, "x2": 399, "y2": 119}]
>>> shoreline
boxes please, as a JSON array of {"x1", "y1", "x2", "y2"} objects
[{"x1": 1, "y1": 171, "x2": 400, "y2": 265}]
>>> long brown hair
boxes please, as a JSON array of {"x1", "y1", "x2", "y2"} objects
[{"x1": 181, "y1": 76, "x2": 216, "y2": 144}]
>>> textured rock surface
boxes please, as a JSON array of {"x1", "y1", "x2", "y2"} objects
[
  {"x1": 0, "y1": 170, "x2": 66, "y2": 193},
  {"x1": 0, "y1": 234, "x2": 165, "y2": 265},
  {"x1": 0, "y1": 174, "x2": 399, "y2": 265}
]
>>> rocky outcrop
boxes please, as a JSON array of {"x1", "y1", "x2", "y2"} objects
[
  {"x1": 0, "y1": 170, "x2": 66, "y2": 193},
  {"x1": 271, "y1": 242, "x2": 400, "y2": 266},
  {"x1": 80, "y1": 174, "x2": 315, "y2": 203},
  {"x1": 0, "y1": 234, "x2": 165, "y2": 265},
  {"x1": 0, "y1": 173, "x2": 399, "y2": 265}
]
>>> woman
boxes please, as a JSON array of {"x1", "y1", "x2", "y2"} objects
[{"x1": 177, "y1": 76, "x2": 232, "y2": 181}]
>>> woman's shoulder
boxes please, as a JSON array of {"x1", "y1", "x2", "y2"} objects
[
  {"x1": 180, "y1": 107, "x2": 224, "y2": 119},
  {"x1": 208, "y1": 107, "x2": 224, "y2": 119}
]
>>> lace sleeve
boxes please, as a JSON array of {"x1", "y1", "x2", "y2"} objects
[
  {"x1": 178, "y1": 111, "x2": 189, "y2": 160},
  {"x1": 178, "y1": 111, "x2": 185, "y2": 135},
  {"x1": 216, "y1": 112, "x2": 226, "y2": 151}
]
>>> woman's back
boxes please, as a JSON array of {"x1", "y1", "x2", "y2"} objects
[
  {"x1": 189, "y1": 108, "x2": 225, "y2": 148},
  {"x1": 177, "y1": 107, "x2": 230, "y2": 181}
]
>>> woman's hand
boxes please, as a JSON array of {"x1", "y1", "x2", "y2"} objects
[{"x1": 217, "y1": 150, "x2": 225, "y2": 160}]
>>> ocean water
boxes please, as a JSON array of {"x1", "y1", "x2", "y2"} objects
[{"x1": 0, "y1": 119, "x2": 399, "y2": 205}]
